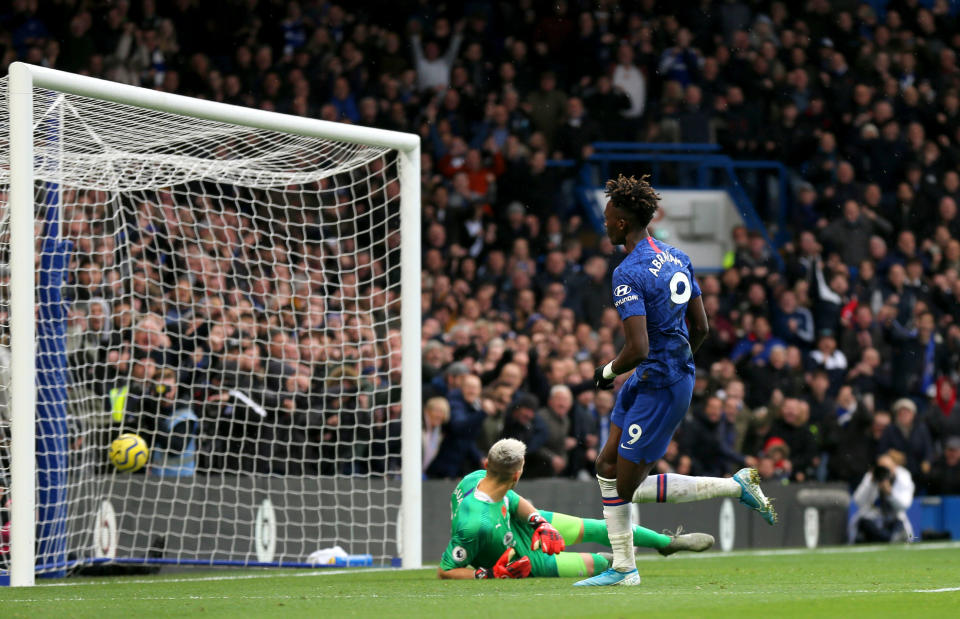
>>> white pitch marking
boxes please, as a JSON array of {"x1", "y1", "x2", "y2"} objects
[
  {"x1": 32, "y1": 566, "x2": 401, "y2": 587},
  {"x1": 10, "y1": 542, "x2": 960, "y2": 590},
  {"x1": 635, "y1": 540, "x2": 960, "y2": 561},
  {"x1": 6, "y1": 588, "x2": 960, "y2": 604}
]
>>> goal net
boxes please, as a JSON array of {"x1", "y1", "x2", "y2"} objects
[{"x1": 0, "y1": 64, "x2": 421, "y2": 584}]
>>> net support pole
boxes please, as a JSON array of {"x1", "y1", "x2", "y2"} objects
[
  {"x1": 35, "y1": 114, "x2": 72, "y2": 578},
  {"x1": 398, "y1": 143, "x2": 422, "y2": 569},
  {"x1": 8, "y1": 61, "x2": 37, "y2": 587}
]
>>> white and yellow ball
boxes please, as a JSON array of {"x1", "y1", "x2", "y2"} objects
[{"x1": 109, "y1": 433, "x2": 149, "y2": 473}]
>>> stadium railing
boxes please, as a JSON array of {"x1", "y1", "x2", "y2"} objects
[{"x1": 548, "y1": 142, "x2": 790, "y2": 265}]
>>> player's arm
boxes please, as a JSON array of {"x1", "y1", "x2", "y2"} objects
[
  {"x1": 612, "y1": 315, "x2": 649, "y2": 374},
  {"x1": 596, "y1": 270, "x2": 647, "y2": 388},
  {"x1": 686, "y1": 294, "x2": 709, "y2": 354},
  {"x1": 513, "y1": 495, "x2": 564, "y2": 554},
  {"x1": 439, "y1": 549, "x2": 531, "y2": 580},
  {"x1": 438, "y1": 546, "x2": 533, "y2": 580},
  {"x1": 514, "y1": 495, "x2": 537, "y2": 521},
  {"x1": 437, "y1": 566, "x2": 478, "y2": 580},
  {"x1": 595, "y1": 314, "x2": 648, "y2": 389},
  {"x1": 438, "y1": 529, "x2": 483, "y2": 579}
]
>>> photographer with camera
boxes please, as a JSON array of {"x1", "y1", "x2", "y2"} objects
[{"x1": 849, "y1": 449, "x2": 915, "y2": 543}]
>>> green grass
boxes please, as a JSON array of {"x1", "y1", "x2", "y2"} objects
[{"x1": 3, "y1": 543, "x2": 960, "y2": 618}]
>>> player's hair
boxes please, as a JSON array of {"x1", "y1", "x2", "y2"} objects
[
  {"x1": 605, "y1": 173, "x2": 660, "y2": 227},
  {"x1": 486, "y1": 438, "x2": 526, "y2": 482}
]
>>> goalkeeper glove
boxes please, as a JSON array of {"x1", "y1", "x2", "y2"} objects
[
  {"x1": 529, "y1": 513, "x2": 565, "y2": 554},
  {"x1": 491, "y1": 547, "x2": 531, "y2": 579},
  {"x1": 594, "y1": 363, "x2": 616, "y2": 390}
]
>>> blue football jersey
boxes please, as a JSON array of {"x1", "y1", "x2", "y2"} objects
[{"x1": 611, "y1": 236, "x2": 701, "y2": 387}]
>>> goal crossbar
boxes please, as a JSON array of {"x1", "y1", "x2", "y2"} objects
[{"x1": 5, "y1": 62, "x2": 422, "y2": 587}]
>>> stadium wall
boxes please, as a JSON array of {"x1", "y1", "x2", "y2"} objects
[
  {"x1": 90, "y1": 476, "x2": 402, "y2": 567},
  {"x1": 87, "y1": 476, "x2": 848, "y2": 568},
  {"x1": 422, "y1": 479, "x2": 851, "y2": 560}
]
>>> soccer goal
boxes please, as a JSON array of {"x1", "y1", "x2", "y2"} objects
[{"x1": 0, "y1": 62, "x2": 421, "y2": 586}]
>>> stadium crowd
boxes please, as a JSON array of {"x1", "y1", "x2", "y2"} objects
[{"x1": 2, "y1": 0, "x2": 960, "y2": 495}]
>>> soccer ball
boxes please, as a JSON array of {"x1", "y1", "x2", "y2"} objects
[{"x1": 109, "y1": 433, "x2": 149, "y2": 473}]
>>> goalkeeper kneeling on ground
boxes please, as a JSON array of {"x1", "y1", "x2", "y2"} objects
[{"x1": 438, "y1": 438, "x2": 713, "y2": 579}]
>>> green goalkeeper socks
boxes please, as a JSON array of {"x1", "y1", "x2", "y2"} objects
[
  {"x1": 637, "y1": 524, "x2": 671, "y2": 550},
  {"x1": 587, "y1": 516, "x2": 671, "y2": 550},
  {"x1": 590, "y1": 553, "x2": 610, "y2": 574},
  {"x1": 542, "y1": 510, "x2": 671, "y2": 550},
  {"x1": 553, "y1": 552, "x2": 611, "y2": 578}
]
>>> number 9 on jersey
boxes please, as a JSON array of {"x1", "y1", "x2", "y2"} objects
[{"x1": 669, "y1": 272, "x2": 691, "y2": 304}]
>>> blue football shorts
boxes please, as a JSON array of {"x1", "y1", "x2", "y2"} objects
[{"x1": 610, "y1": 371, "x2": 695, "y2": 464}]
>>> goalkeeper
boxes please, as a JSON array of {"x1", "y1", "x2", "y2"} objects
[{"x1": 438, "y1": 438, "x2": 712, "y2": 579}]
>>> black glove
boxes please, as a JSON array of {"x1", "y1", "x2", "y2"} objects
[{"x1": 594, "y1": 365, "x2": 615, "y2": 390}]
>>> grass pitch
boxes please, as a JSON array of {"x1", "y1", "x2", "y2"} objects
[{"x1": 2, "y1": 543, "x2": 959, "y2": 618}]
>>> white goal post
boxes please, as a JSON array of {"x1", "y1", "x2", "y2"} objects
[{"x1": 2, "y1": 62, "x2": 422, "y2": 587}]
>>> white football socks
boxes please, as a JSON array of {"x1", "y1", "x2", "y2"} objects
[
  {"x1": 598, "y1": 475, "x2": 636, "y2": 573},
  {"x1": 632, "y1": 474, "x2": 741, "y2": 504}
]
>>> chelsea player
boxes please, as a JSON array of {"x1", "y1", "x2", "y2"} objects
[{"x1": 576, "y1": 175, "x2": 776, "y2": 587}]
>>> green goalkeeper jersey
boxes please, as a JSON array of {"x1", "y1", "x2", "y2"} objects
[
  {"x1": 450, "y1": 470, "x2": 520, "y2": 518},
  {"x1": 440, "y1": 470, "x2": 535, "y2": 572},
  {"x1": 441, "y1": 470, "x2": 610, "y2": 578}
]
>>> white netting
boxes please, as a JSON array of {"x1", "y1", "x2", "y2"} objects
[{"x1": 0, "y1": 77, "x2": 410, "y2": 573}]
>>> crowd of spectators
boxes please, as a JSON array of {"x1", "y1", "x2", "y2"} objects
[{"x1": 2, "y1": 1, "x2": 960, "y2": 496}]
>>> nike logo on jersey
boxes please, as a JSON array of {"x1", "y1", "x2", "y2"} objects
[{"x1": 619, "y1": 443, "x2": 634, "y2": 450}]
